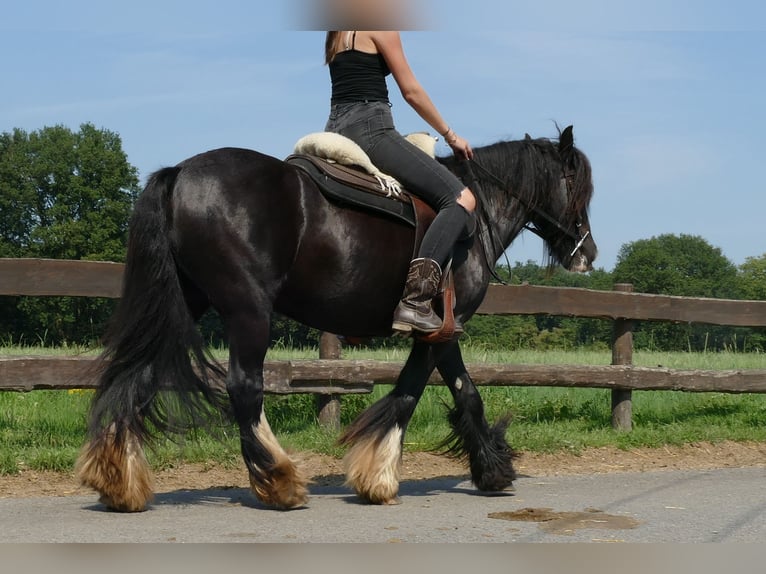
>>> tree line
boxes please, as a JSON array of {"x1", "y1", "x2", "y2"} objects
[{"x1": 1, "y1": 124, "x2": 764, "y2": 351}]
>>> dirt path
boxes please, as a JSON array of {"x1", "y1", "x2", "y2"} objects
[{"x1": 2, "y1": 441, "x2": 764, "y2": 499}]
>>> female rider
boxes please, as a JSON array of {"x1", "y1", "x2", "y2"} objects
[{"x1": 324, "y1": 30, "x2": 476, "y2": 335}]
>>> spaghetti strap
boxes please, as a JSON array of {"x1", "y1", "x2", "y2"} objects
[{"x1": 344, "y1": 31, "x2": 356, "y2": 50}]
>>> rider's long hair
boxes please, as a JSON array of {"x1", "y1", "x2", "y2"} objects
[{"x1": 325, "y1": 31, "x2": 341, "y2": 64}]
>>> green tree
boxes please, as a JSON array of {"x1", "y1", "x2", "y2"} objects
[
  {"x1": 737, "y1": 254, "x2": 766, "y2": 300},
  {"x1": 0, "y1": 124, "x2": 140, "y2": 344},
  {"x1": 735, "y1": 254, "x2": 766, "y2": 351},
  {"x1": 612, "y1": 234, "x2": 738, "y2": 298},
  {"x1": 612, "y1": 234, "x2": 739, "y2": 351}
]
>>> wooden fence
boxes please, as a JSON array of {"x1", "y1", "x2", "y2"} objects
[{"x1": 2, "y1": 258, "x2": 766, "y2": 430}]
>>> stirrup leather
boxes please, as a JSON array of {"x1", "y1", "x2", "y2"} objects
[{"x1": 416, "y1": 259, "x2": 461, "y2": 343}]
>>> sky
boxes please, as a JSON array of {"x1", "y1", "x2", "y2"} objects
[{"x1": 2, "y1": 1, "x2": 765, "y2": 271}]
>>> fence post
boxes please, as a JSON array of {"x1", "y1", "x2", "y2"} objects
[
  {"x1": 316, "y1": 332, "x2": 342, "y2": 430},
  {"x1": 611, "y1": 283, "x2": 634, "y2": 431}
]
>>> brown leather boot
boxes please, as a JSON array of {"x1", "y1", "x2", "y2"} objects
[{"x1": 391, "y1": 258, "x2": 443, "y2": 334}]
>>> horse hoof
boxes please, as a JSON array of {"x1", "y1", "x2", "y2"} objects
[
  {"x1": 476, "y1": 482, "x2": 516, "y2": 495},
  {"x1": 98, "y1": 494, "x2": 150, "y2": 513},
  {"x1": 249, "y1": 463, "x2": 310, "y2": 510},
  {"x1": 355, "y1": 490, "x2": 400, "y2": 505}
]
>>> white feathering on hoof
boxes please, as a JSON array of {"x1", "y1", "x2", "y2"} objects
[
  {"x1": 249, "y1": 411, "x2": 309, "y2": 509},
  {"x1": 294, "y1": 131, "x2": 439, "y2": 199},
  {"x1": 75, "y1": 425, "x2": 154, "y2": 512},
  {"x1": 343, "y1": 425, "x2": 403, "y2": 505}
]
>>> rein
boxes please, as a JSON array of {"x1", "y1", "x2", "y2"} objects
[{"x1": 461, "y1": 161, "x2": 512, "y2": 284}]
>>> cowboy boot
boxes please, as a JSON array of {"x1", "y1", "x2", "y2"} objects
[{"x1": 391, "y1": 258, "x2": 443, "y2": 334}]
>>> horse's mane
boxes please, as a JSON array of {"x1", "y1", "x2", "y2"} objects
[{"x1": 439, "y1": 133, "x2": 593, "y2": 226}]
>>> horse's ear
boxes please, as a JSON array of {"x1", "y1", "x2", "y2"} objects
[
  {"x1": 559, "y1": 125, "x2": 574, "y2": 158},
  {"x1": 524, "y1": 133, "x2": 532, "y2": 140}
]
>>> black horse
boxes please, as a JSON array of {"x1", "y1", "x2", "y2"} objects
[{"x1": 76, "y1": 126, "x2": 597, "y2": 511}]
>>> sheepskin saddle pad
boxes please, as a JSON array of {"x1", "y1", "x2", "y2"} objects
[{"x1": 285, "y1": 131, "x2": 438, "y2": 228}]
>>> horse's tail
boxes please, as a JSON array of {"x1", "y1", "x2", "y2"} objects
[{"x1": 86, "y1": 167, "x2": 227, "y2": 447}]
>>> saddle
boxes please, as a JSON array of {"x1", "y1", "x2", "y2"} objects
[
  {"x1": 288, "y1": 130, "x2": 439, "y2": 230},
  {"x1": 285, "y1": 150, "x2": 460, "y2": 343}
]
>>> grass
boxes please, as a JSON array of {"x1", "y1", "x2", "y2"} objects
[
  {"x1": 0, "y1": 344, "x2": 764, "y2": 475},
  {"x1": 272, "y1": 384, "x2": 766, "y2": 455},
  {"x1": 266, "y1": 345, "x2": 765, "y2": 370}
]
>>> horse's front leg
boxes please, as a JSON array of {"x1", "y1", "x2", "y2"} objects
[
  {"x1": 226, "y1": 312, "x2": 308, "y2": 509},
  {"x1": 339, "y1": 339, "x2": 438, "y2": 504},
  {"x1": 437, "y1": 341, "x2": 517, "y2": 491}
]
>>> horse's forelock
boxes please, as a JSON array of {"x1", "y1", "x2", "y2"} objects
[{"x1": 567, "y1": 148, "x2": 594, "y2": 221}]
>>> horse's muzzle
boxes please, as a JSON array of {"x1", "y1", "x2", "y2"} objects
[{"x1": 569, "y1": 252, "x2": 593, "y2": 273}]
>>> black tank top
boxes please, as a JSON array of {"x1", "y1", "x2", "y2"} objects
[{"x1": 329, "y1": 48, "x2": 391, "y2": 105}]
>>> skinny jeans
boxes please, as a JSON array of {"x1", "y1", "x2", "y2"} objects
[{"x1": 325, "y1": 101, "x2": 471, "y2": 267}]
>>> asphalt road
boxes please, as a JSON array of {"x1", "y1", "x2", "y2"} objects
[{"x1": 1, "y1": 466, "x2": 764, "y2": 542}]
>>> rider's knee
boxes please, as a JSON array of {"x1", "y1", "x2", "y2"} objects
[
  {"x1": 458, "y1": 201, "x2": 477, "y2": 242},
  {"x1": 457, "y1": 188, "x2": 476, "y2": 212}
]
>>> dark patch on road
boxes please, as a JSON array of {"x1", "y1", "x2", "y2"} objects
[{"x1": 489, "y1": 507, "x2": 640, "y2": 535}]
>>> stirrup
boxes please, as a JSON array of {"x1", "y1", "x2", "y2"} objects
[{"x1": 391, "y1": 316, "x2": 441, "y2": 334}]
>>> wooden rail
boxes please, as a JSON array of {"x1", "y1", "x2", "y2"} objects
[
  {"x1": 478, "y1": 283, "x2": 766, "y2": 326},
  {"x1": 3, "y1": 258, "x2": 766, "y2": 325},
  {"x1": 0, "y1": 258, "x2": 124, "y2": 298},
  {"x1": 2, "y1": 258, "x2": 765, "y2": 431},
  {"x1": 2, "y1": 355, "x2": 764, "y2": 394}
]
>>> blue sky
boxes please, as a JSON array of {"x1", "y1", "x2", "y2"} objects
[{"x1": 2, "y1": 1, "x2": 765, "y2": 271}]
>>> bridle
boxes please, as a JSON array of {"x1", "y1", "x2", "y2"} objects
[
  {"x1": 524, "y1": 167, "x2": 591, "y2": 258},
  {"x1": 463, "y1": 158, "x2": 590, "y2": 283}
]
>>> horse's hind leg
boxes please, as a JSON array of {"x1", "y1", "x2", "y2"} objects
[
  {"x1": 436, "y1": 342, "x2": 517, "y2": 491},
  {"x1": 76, "y1": 423, "x2": 153, "y2": 512},
  {"x1": 77, "y1": 272, "x2": 211, "y2": 512},
  {"x1": 225, "y1": 309, "x2": 308, "y2": 509},
  {"x1": 340, "y1": 340, "x2": 437, "y2": 504}
]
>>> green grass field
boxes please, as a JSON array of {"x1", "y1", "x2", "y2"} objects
[{"x1": 0, "y1": 345, "x2": 764, "y2": 475}]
